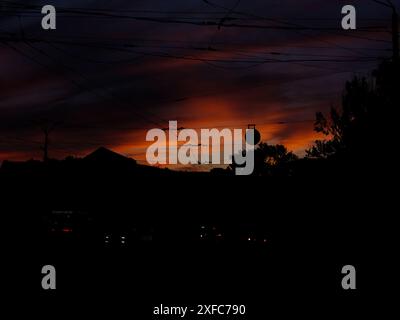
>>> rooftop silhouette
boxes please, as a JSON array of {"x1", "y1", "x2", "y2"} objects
[{"x1": 84, "y1": 147, "x2": 137, "y2": 164}]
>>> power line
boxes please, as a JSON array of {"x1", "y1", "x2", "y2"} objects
[
  {"x1": 2, "y1": 38, "x2": 168, "y2": 127},
  {"x1": 1, "y1": 34, "x2": 382, "y2": 65},
  {"x1": 0, "y1": 1, "x2": 392, "y2": 34},
  {"x1": 1, "y1": 30, "x2": 389, "y2": 59},
  {"x1": 200, "y1": 0, "x2": 392, "y2": 57},
  {"x1": 0, "y1": 2, "x2": 390, "y2": 158},
  {"x1": 1, "y1": 4, "x2": 392, "y2": 61},
  {"x1": 28, "y1": 33, "x2": 392, "y2": 50},
  {"x1": 370, "y1": 0, "x2": 399, "y2": 59}
]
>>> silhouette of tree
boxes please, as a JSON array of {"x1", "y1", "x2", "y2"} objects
[
  {"x1": 307, "y1": 59, "x2": 399, "y2": 165},
  {"x1": 230, "y1": 142, "x2": 298, "y2": 176},
  {"x1": 258, "y1": 142, "x2": 296, "y2": 165}
]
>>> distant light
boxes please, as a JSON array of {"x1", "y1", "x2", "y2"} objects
[
  {"x1": 62, "y1": 228, "x2": 72, "y2": 233},
  {"x1": 248, "y1": 237, "x2": 251, "y2": 241}
]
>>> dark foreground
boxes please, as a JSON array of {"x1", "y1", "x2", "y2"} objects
[{"x1": 2, "y1": 172, "x2": 396, "y2": 318}]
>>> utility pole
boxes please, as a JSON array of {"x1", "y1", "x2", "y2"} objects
[
  {"x1": 373, "y1": 0, "x2": 399, "y2": 61},
  {"x1": 392, "y1": 8, "x2": 399, "y2": 60},
  {"x1": 41, "y1": 125, "x2": 50, "y2": 162},
  {"x1": 35, "y1": 119, "x2": 59, "y2": 162}
]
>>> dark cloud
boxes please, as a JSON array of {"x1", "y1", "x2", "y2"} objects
[{"x1": 0, "y1": 0, "x2": 393, "y2": 162}]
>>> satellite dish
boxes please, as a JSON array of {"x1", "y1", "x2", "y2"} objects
[{"x1": 246, "y1": 124, "x2": 261, "y2": 145}]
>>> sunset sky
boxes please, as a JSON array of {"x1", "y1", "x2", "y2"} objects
[{"x1": 0, "y1": 0, "x2": 395, "y2": 167}]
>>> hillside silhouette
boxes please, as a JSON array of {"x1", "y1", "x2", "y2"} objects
[
  {"x1": 1, "y1": 58, "x2": 396, "y2": 250},
  {"x1": 2, "y1": 54, "x2": 398, "y2": 180}
]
